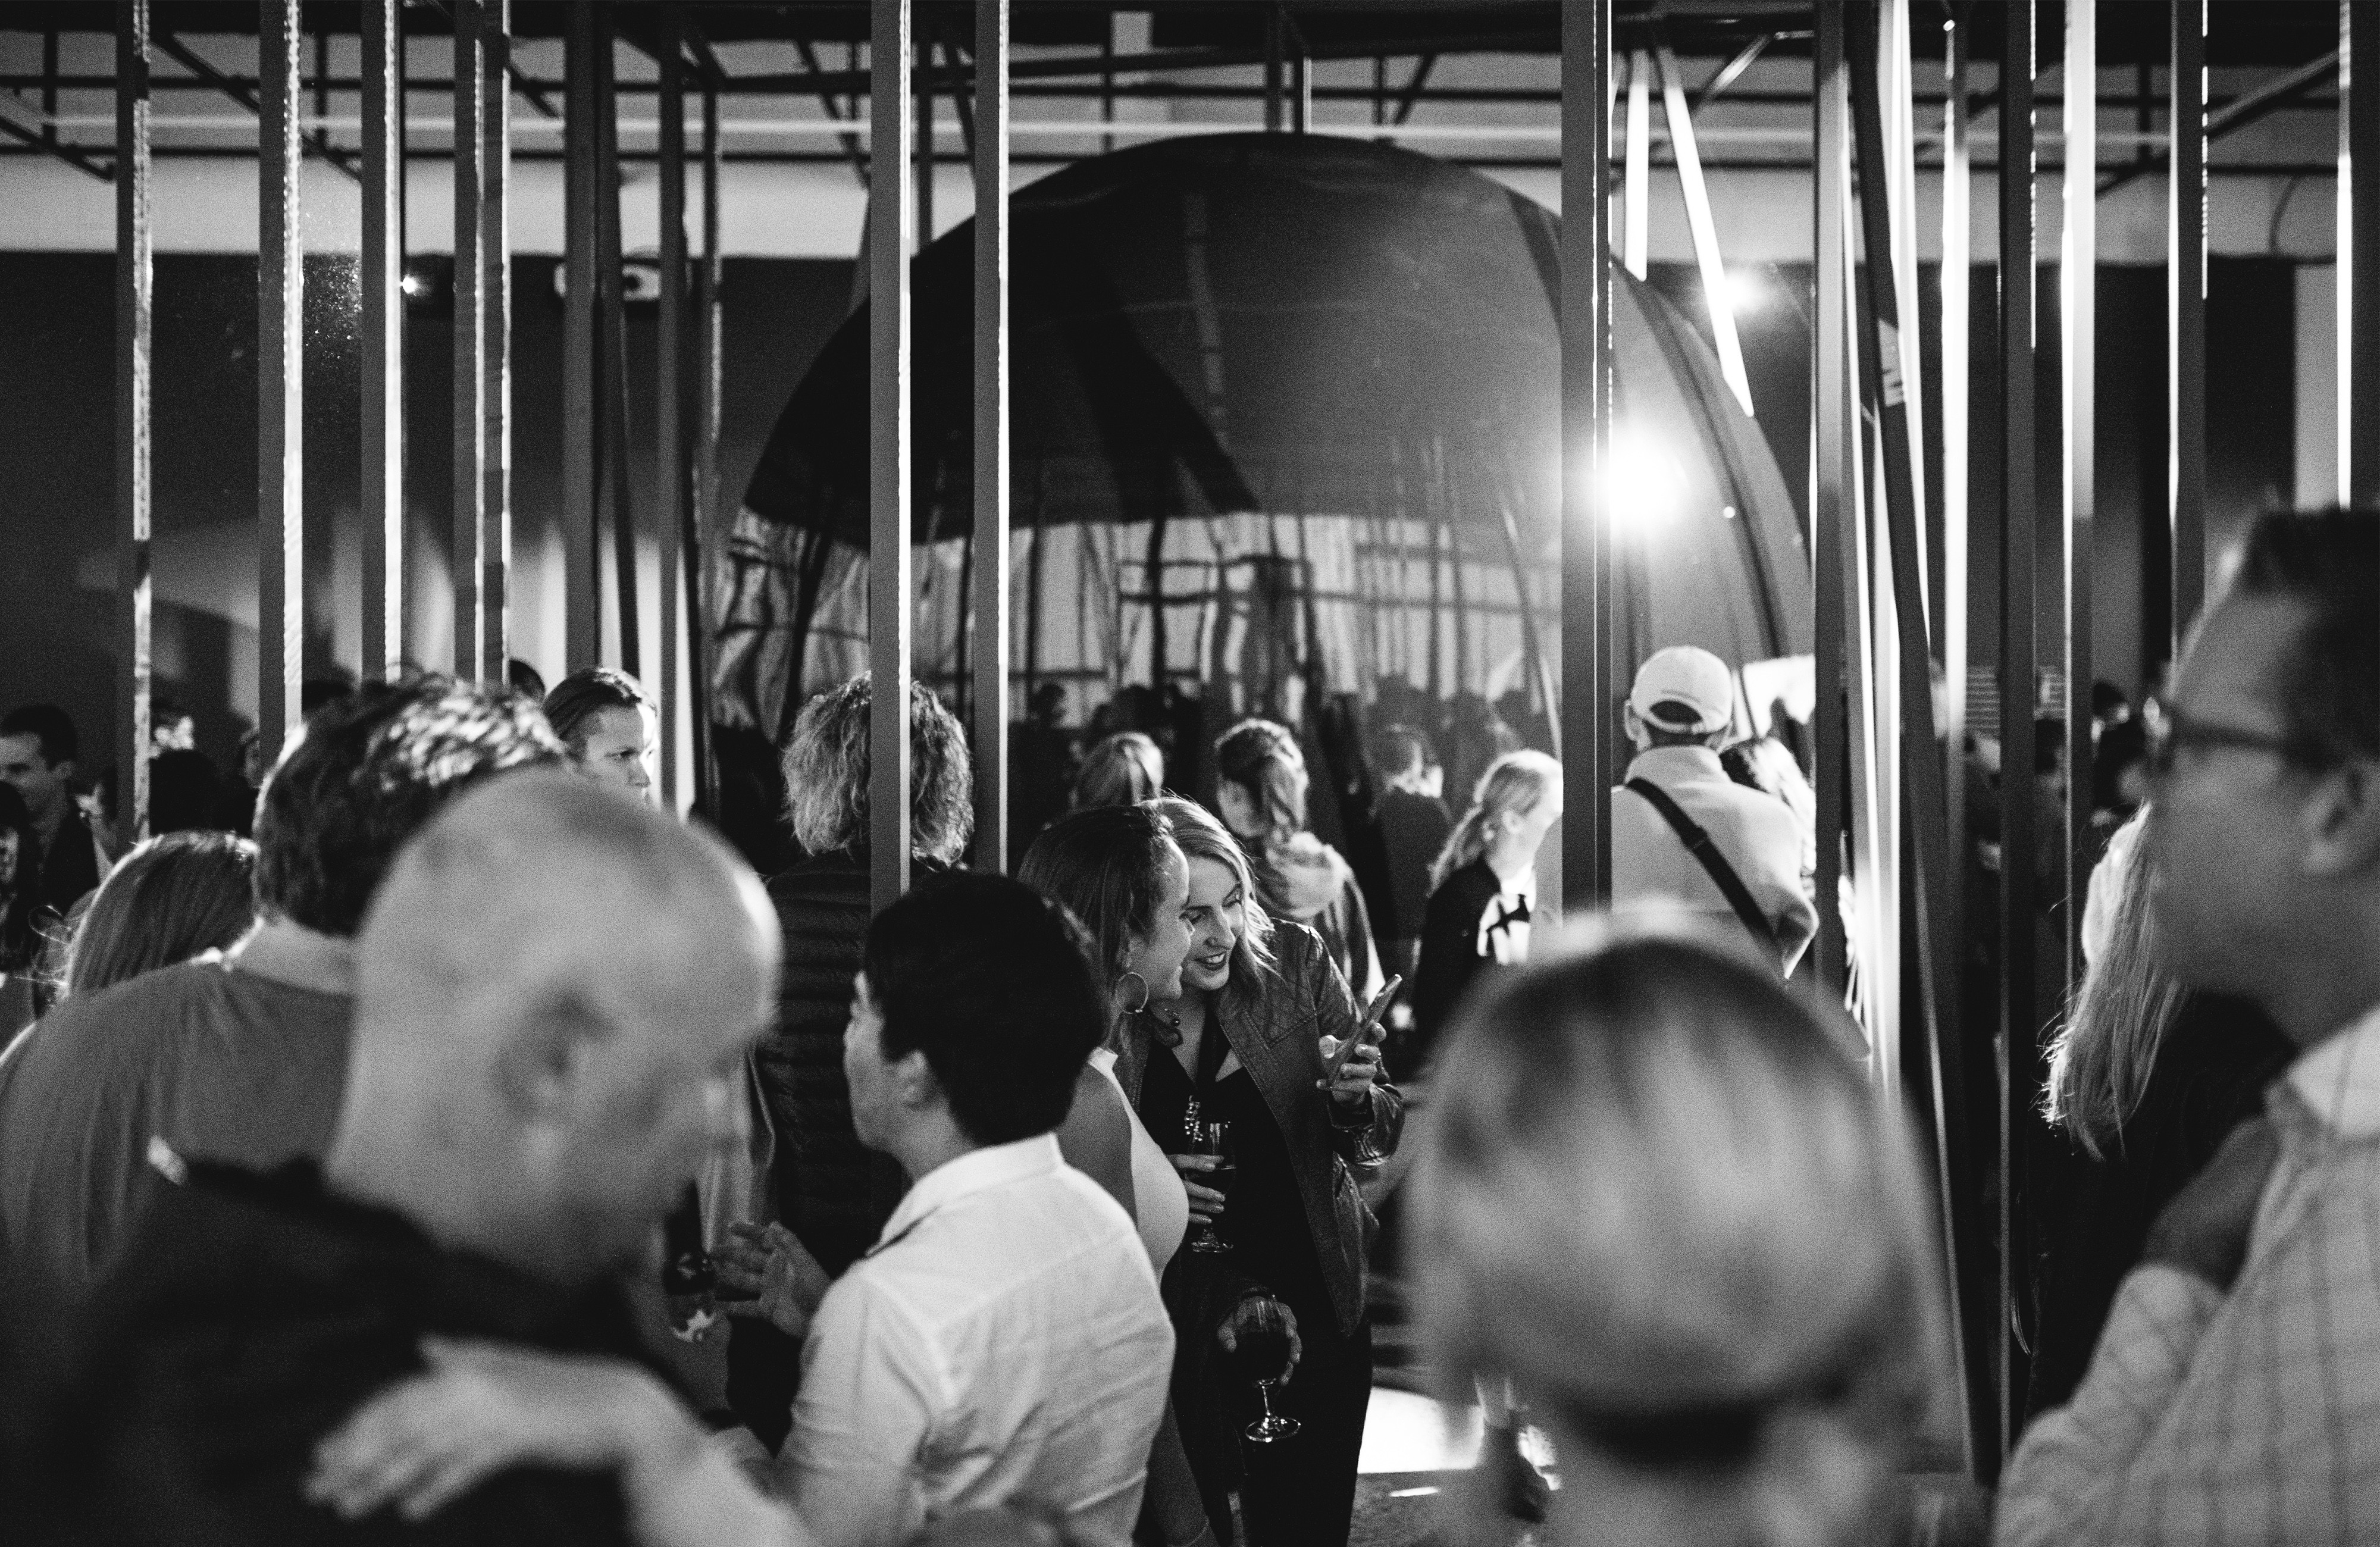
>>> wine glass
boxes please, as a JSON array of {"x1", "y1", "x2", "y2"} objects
[
  {"x1": 1236, "y1": 1314, "x2": 1301, "y2": 1443},
  {"x1": 1183, "y1": 1119, "x2": 1235, "y2": 1256}
]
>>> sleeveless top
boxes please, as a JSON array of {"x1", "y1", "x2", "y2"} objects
[{"x1": 1089, "y1": 1047, "x2": 1188, "y2": 1273}]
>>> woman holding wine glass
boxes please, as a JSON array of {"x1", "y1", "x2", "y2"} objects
[{"x1": 1133, "y1": 797, "x2": 1404, "y2": 1547}]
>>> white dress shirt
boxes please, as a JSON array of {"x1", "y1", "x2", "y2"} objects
[
  {"x1": 1609, "y1": 745, "x2": 1817, "y2": 972},
  {"x1": 777, "y1": 1133, "x2": 1174, "y2": 1547},
  {"x1": 1997, "y1": 1002, "x2": 2380, "y2": 1546}
]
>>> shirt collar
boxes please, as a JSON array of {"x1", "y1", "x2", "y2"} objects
[
  {"x1": 1629, "y1": 745, "x2": 1727, "y2": 782},
  {"x1": 871, "y1": 1133, "x2": 1064, "y2": 1255},
  {"x1": 224, "y1": 917, "x2": 356, "y2": 998},
  {"x1": 2279, "y1": 1002, "x2": 2380, "y2": 1143}
]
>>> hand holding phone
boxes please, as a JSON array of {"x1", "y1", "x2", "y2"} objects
[{"x1": 1322, "y1": 974, "x2": 1402, "y2": 1085}]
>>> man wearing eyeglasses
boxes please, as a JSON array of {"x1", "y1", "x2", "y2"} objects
[{"x1": 1999, "y1": 508, "x2": 2380, "y2": 1546}]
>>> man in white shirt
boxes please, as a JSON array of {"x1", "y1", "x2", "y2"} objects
[
  {"x1": 1997, "y1": 508, "x2": 2380, "y2": 1546},
  {"x1": 778, "y1": 875, "x2": 1173, "y2": 1547},
  {"x1": 1609, "y1": 646, "x2": 1816, "y2": 973}
]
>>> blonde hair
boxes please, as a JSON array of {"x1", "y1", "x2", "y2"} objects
[
  {"x1": 1412, "y1": 920, "x2": 1941, "y2": 1483},
  {"x1": 781, "y1": 674, "x2": 974, "y2": 865},
  {"x1": 1072, "y1": 732, "x2": 1164, "y2": 812},
  {"x1": 1429, "y1": 749, "x2": 1561, "y2": 891},
  {"x1": 2043, "y1": 808, "x2": 2182, "y2": 1158},
  {"x1": 1147, "y1": 796, "x2": 1276, "y2": 985}
]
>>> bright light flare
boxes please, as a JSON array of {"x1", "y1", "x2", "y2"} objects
[
  {"x1": 1721, "y1": 267, "x2": 1770, "y2": 315},
  {"x1": 1596, "y1": 426, "x2": 1689, "y2": 534}
]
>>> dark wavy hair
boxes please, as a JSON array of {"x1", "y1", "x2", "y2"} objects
[
  {"x1": 1017, "y1": 803, "x2": 1179, "y2": 991},
  {"x1": 541, "y1": 666, "x2": 652, "y2": 751},
  {"x1": 781, "y1": 674, "x2": 974, "y2": 864},
  {"x1": 862, "y1": 874, "x2": 1105, "y2": 1146},
  {"x1": 254, "y1": 676, "x2": 566, "y2": 937},
  {"x1": 64, "y1": 831, "x2": 258, "y2": 998}
]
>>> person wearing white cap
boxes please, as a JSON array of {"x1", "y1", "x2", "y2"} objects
[{"x1": 1611, "y1": 646, "x2": 1817, "y2": 973}]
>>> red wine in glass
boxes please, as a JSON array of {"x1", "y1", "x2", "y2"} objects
[
  {"x1": 1185, "y1": 1119, "x2": 1234, "y2": 1255},
  {"x1": 1236, "y1": 1316, "x2": 1301, "y2": 1443}
]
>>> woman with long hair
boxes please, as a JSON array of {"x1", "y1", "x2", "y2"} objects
[
  {"x1": 1413, "y1": 920, "x2": 1949, "y2": 1547},
  {"x1": 60, "y1": 830, "x2": 259, "y2": 1000},
  {"x1": 1209, "y1": 719, "x2": 1382, "y2": 1004},
  {"x1": 2026, "y1": 806, "x2": 2291, "y2": 1415},
  {"x1": 1016, "y1": 803, "x2": 1220, "y2": 1547},
  {"x1": 1133, "y1": 796, "x2": 1400, "y2": 1547},
  {"x1": 1407, "y1": 749, "x2": 1563, "y2": 1078}
]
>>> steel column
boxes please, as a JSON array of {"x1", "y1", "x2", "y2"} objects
[
  {"x1": 658, "y1": 6, "x2": 688, "y2": 807},
  {"x1": 870, "y1": 0, "x2": 916, "y2": 911},
  {"x1": 1812, "y1": 2, "x2": 1850, "y2": 994},
  {"x1": 691, "y1": 85, "x2": 722, "y2": 817},
  {"x1": 1558, "y1": 0, "x2": 1615, "y2": 910},
  {"x1": 117, "y1": 0, "x2": 151, "y2": 841},
  {"x1": 1847, "y1": 0, "x2": 1979, "y2": 1479},
  {"x1": 2063, "y1": 0, "x2": 2096, "y2": 997},
  {"x1": 1621, "y1": 50, "x2": 1649, "y2": 280},
  {"x1": 2347, "y1": 3, "x2": 2380, "y2": 500},
  {"x1": 258, "y1": 0, "x2": 302, "y2": 759},
  {"x1": 915, "y1": 18, "x2": 934, "y2": 249},
  {"x1": 2169, "y1": 0, "x2": 2206, "y2": 644},
  {"x1": 481, "y1": 0, "x2": 512, "y2": 681},
  {"x1": 972, "y1": 0, "x2": 1010, "y2": 872},
  {"x1": 1941, "y1": 6, "x2": 1971, "y2": 947},
  {"x1": 561, "y1": 2, "x2": 599, "y2": 670},
  {"x1": 596, "y1": 11, "x2": 638, "y2": 677},
  {"x1": 362, "y1": 0, "x2": 403, "y2": 681},
  {"x1": 452, "y1": 0, "x2": 486, "y2": 681},
  {"x1": 1997, "y1": 0, "x2": 2040, "y2": 1473},
  {"x1": 1653, "y1": 45, "x2": 1753, "y2": 416}
]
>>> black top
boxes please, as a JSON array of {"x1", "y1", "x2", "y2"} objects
[
  {"x1": 2025, "y1": 994, "x2": 2295, "y2": 1416},
  {"x1": 1373, "y1": 788, "x2": 1452, "y2": 945},
  {"x1": 1404, "y1": 858, "x2": 1504, "y2": 1078},
  {"x1": 34, "y1": 803, "x2": 101, "y2": 917},
  {"x1": 12, "y1": 1161, "x2": 656, "y2": 1546}
]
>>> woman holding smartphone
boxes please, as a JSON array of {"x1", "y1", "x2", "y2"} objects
[{"x1": 1134, "y1": 797, "x2": 1402, "y2": 1547}]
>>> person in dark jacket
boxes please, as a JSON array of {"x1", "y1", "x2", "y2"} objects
[
  {"x1": 1407, "y1": 750, "x2": 1563, "y2": 1080},
  {"x1": 2027, "y1": 806, "x2": 2294, "y2": 1415},
  {"x1": 741, "y1": 672, "x2": 973, "y2": 1445},
  {"x1": 1129, "y1": 797, "x2": 1402, "y2": 1547},
  {"x1": 15, "y1": 772, "x2": 782, "y2": 1547},
  {"x1": 0, "y1": 704, "x2": 109, "y2": 917},
  {"x1": 1367, "y1": 724, "x2": 1451, "y2": 977}
]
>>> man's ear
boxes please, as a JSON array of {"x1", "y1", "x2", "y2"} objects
[
  {"x1": 493, "y1": 988, "x2": 616, "y2": 1120},
  {"x1": 54, "y1": 758, "x2": 77, "y2": 784},
  {"x1": 2302, "y1": 759, "x2": 2380, "y2": 879},
  {"x1": 890, "y1": 1046, "x2": 943, "y2": 1115}
]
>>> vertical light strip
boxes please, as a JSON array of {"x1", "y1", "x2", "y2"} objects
[
  {"x1": 657, "y1": 5, "x2": 687, "y2": 810},
  {"x1": 451, "y1": 0, "x2": 486, "y2": 680},
  {"x1": 870, "y1": 0, "x2": 916, "y2": 910},
  {"x1": 2063, "y1": 0, "x2": 2096, "y2": 994},
  {"x1": 1884, "y1": 0, "x2": 1928, "y2": 608},
  {"x1": 2340, "y1": 0, "x2": 2354, "y2": 505},
  {"x1": 481, "y1": 0, "x2": 511, "y2": 682},
  {"x1": 1623, "y1": 49, "x2": 1651, "y2": 280},
  {"x1": 1654, "y1": 45, "x2": 1754, "y2": 416},
  {"x1": 1559, "y1": 0, "x2": 1615, "y2": 909},
  {"x1": 973, "y1": 0, "x2": 1011, "y2": 872},
  {"x1": 361, "y1": 0, "x2": 403, "y2": 682},
  {"x1": 1941, "y1": 6, "x2": 1971, "y2": 948},
  {"x1": 2168, "y1": 0, "x2": 2206, "y2": 645},
  {"x1": 560, "y1": 2, "x2": 599, "y2": 671},
  {"x1": 1812, "y1": 1, "x2": 1850, "y2": 995},
  {"x1": 117, "y1": 0, "x2": 152, "y2": 839},
  {"x1": 258, "y1": 0, "x2": 303, "y2": 758}
]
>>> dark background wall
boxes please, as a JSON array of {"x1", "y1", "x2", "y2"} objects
[{"x1": 2, "y1": 250, "x2": 2302, "y2": 791}]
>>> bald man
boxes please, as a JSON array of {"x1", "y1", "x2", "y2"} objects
[{"x1": 15, "y1": 772, "x2": 781, "y2": 1546}]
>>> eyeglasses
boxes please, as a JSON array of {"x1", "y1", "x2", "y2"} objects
[{"x1": 2140, "y1": 696, "x2": 2320, "y2": 783}]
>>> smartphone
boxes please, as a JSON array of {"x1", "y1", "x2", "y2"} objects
[{"x1": 1323, "y1": 974, "x2": 1402, "y2": 1083}]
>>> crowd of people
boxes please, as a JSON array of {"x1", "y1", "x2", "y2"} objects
[{"x1": 0, "y1": 504, "x2": 2372, "y2": 1546}]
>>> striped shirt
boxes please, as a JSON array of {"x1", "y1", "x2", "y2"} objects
[{"x1": 1997, "y1": 1003, "x2": 2380, "y2": 1545}]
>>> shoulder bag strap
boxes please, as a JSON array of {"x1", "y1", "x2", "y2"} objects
[{"x1": 1625, "y1": 778, "x2": 1781, "y2": 959}]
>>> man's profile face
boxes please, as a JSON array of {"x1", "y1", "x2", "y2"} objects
[
  {"x1": 0, "y1": 734, "x2": 67, "y2": 826},
  {"x1": 2145, "y1": 591, "x2": 2313, "y2": 1001},
  {"x1": 842, "y1": 973, "x2": 897, "y2": 1153}
]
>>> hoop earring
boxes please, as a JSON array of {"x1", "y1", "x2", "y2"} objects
[{"x1": 1116, "y1": 970, "x2": 1151, "y2": 1015}]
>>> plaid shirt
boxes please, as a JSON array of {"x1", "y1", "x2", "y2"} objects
[{"x1": 1998, "y1": 1004, "x2": 2380, "y2": 1546}]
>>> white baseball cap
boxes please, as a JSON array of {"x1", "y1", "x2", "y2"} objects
[{"x1": 1629, "y1": 646, "x2": 1735, "y2": 735}]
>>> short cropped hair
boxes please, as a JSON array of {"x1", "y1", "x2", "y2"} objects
[
  {"x1": 1370, "y1": 723, "x2": 1433, "y2": 781},
  {"x1": 255, "y1": 677, "x2": 566, "y2": 937},
  {"x1": 1413, "y1": 921, "x2": 1939, "y2": 1464},
  {"x1": 862, "y1": 874, "x2": 1105, "y2": 1146},
  {"x1": 0, "y1": 705, "x2": 78, "y2": 768},
  {"x1": 2228, "y1": 508, "x2": 2380, "y2": 764},
  {"x1": 542, "y1": 666, "x2": 653, "y2": 751},
  {"x1": 782, "y1": 674, "x2": 974, "y2": 864},
  {"x1": 1017, "y1": 803, "x2": 1178, "y2": 991}
]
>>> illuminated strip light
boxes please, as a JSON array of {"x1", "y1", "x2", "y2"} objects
[{"x1": 1654, "y1": 45, "x2": 1754, "y2": 416}]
